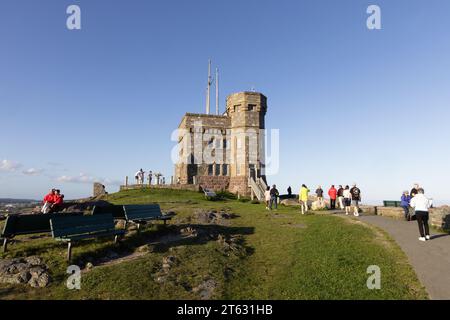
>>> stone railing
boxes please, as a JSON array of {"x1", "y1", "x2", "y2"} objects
[
  {"x1": 120, "y1": 184, "x2": 201, "y2": 192},
  {"x1": 377, "y1": 206, "x2": 450, "y2": 230}
]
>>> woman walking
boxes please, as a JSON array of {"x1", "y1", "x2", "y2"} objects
[
  {"x1": 264, "y1": 186, "x2": 271, "y2": 210},
  {"x1": 300, "y1": 184, "x2": 310, "y2": 215},
  {"x1": 400, "y1": 191, "x2": 411, "y2": 221},
  {"x1": 343, "y1": 185, "x2": 352, "y2": 215},
  {"x1": 410, "y1": 188, "x2": 432, "y2": 241}
]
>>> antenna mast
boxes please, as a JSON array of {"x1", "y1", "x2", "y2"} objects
[
  {"x1": 206, "y1": 59, "x2": 212, "y2": 114},
  {"x1": 215, "y1": 67, "x2": 219, "y2": 115}
]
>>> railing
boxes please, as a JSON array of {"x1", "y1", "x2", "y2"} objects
[{"x1": 249, "y1": 177, "x2": 265, "y2": 201}]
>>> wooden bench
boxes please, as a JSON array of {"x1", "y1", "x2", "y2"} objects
[
  {"x1": 1, "y1": 212, "x2": 83, "y2": 252},
  {"x1": 91, "y1": 205, "x2": 126, "y2": 219},
  {"x1": 122, "y1": 205, "x2": 174, "y2": 230},
  {"x1": 383, "y1": 200, "x2": 402, "y2": 207},
  {"x1": 50, "y1": 214, "x2": 125, "y2": 262}
]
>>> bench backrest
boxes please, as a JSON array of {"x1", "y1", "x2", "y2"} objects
[
  {"x1": 122, "y1": 205, "x2": 163, "y2": 221},
  {"x1": 1, "y1": 213, "x2": 83, "y2": 238},
  {"x1": 50, "y1": 214, "x2": 116, "y2": 240},
  {"x1": 383, "y1": 200, "x2": 402, "y2": 207},
  {"x1": 92, "y1": 205, "x2": 125, "y2": 219}
]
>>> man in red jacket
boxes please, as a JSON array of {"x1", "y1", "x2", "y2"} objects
[
  {"x1": 328, "y1": 185, "x2": 337, "y2": 210},
  {"x1": 51, "y1": 190, "x2": 64, "y2": 213}
]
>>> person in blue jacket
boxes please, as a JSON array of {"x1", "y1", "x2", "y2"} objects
[{"x1": 401, "y1": 191, "x2": 411, "y2": 221}]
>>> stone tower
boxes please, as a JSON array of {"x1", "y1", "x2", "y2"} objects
[
  {"x1": 227, "y1": 92, "x2": 267, "y2": 195},
  {"x1": 174, "y1": 91, "x2": 268, "y2": 198}
]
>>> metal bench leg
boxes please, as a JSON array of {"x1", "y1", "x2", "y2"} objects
[
  {"x1": 137, "y1": 223, "x2": 141, "y2": 232},
  {"x1": 114, "y1": 235, "x2": 119, "y2": 244},
  {"x1": 67, "y1": 242, "x2": 72, "y2": 262},
  {"x1": 2, "y1": 238, "x2": 8, "y2": 253}
]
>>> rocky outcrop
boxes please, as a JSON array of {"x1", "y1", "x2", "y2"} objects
[
  {"x1": 194, "y1": 210, "x2": 237, "y2": 224},
  {"x1": 0, "y1": 256, "x2": 50, "y2": 288}
]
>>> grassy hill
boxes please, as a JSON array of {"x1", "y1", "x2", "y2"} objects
[{"x1": 0, "y1": 188, "x2": 427, "y2": 300}]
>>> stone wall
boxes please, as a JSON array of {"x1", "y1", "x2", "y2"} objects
[
  {"x1": 430, "y1": 206, "x2": 450, "y2": 230},
  {"x1": 376, "y1": 206, "x2": 450, "y2": 230},
  {"x1": 197, "y1": 176, "x2": 230, "y2": 192},
  {"x1": 376, "y1": 207, "x2": 405, "y2": 219},
  {"x1": 93, "y1": 182, "x2": 107, "y2": 197},
  {"x1": 229, "y1": 176, "x2": 250, "y2": 197}
]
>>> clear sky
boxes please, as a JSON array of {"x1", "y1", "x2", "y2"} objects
[{"x1": 1, "y1": 0, "x2": 449, "y2": 204}]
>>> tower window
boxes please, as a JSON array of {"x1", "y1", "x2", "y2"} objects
[
  {"x1": 215, "y1": 164, "x2": 221, "y2": 176},
  {"x1": 222, "y1": 164, "x2": 228, "y2": 176},
  {"x1": 233, "y1": 104, "x2": 241, "y2": 112},
  {"x1": 248, "y1": 104, "x2": 256, "y2": 111},
  {"x1": 208, "y1": 165, "x2": 213, "y2": 176}
]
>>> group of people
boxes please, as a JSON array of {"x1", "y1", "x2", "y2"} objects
[
  {"x1": 305, "y1": 184, "x2": 361, "y2": 216},
  {"x1": 41, "y1": 189, "x2": 64, "y2": 214},
  {"x1": 401, "y1": 184, "x2": 434, "y2": 242},
  {"x1": 263, "y1": 183, "x2": 362, "y2": 216},
  {"x1": 134, "y1": 169, "x2": 166, "y2": 185}
]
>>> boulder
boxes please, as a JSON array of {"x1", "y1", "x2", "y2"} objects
[
  {"x1": 280, "y1": 198, "x2": 301, "y2": 207},
  {"x1": 0, "y1": 257, "x2": 50, "y2": 288}
]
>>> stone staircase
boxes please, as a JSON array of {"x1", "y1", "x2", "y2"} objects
[{"x1": 248, "y1": 177, "x2": 267, "y2": 201}]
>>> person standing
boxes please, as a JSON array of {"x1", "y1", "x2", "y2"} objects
[
  {"x1": 410, "y1": 184, "x2": 419, "y2": 198},
  {"x1": 409, "y1": 188, "x2": 432, "y2": 241},
  {"x1": 148, "y1": 171, "x2": 153, "y2": 185},
  {"x1": 343, "y1": 185, "x2": 352, "y2": 215},
  {"x1": 269, "y1": 185, "x2": 279, "y2": 210},
  {"x1": 400, "y1": 191, "x2": 411, "y2": 221},
  {"x1": 299, "y1": 184, "x2": 310, "y2": 214},
  {"x1": 316, "y1": 186, "x2": 324, "y2": 203},
  {"x1": 264, "y1": 186, "x2": 271, "y2": 210},
  {"x1": 328, "y1": 185, "x2": 337, "y2": 210},
  {"x1": 287, "y1": 186, "x2": 292, "y2": 197},
  {"x1": 350, "y1": 184, "x2": 361, "y2": 216},
  {"x1": 337, "y1": 185, "x2": 345, "y2": 210}
]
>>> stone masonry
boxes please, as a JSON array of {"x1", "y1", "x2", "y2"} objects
[{"x1": 174, "y1": 91, "x2": 267, "y2": 196}]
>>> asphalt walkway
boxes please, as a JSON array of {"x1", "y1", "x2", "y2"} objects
[{"x1": 355, "y1": 214, "x2": 450, "y2": 299}]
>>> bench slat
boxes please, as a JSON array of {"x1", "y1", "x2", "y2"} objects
[
  {"x1": 50, "y1": 214, "x2": 119, "y2": 240},
  {"x1": 123, "y1": 205, "x2": 164, "y2": 222}
]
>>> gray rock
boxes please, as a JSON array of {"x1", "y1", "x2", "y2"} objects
[{"x1": 25, "y1": 256, "x2": 43, "y2": 266}]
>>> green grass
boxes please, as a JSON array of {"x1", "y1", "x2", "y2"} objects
[{"x1": 0, "y1": 188, "x2": 428, "y2": 300}]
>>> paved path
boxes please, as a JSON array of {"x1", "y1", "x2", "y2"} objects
[{"x1": 354, "y1": 214, "x2": 450, "y2": 299}]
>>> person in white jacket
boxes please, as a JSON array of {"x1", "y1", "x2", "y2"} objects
[
  {"x1": 264, "y1": 186, "x2": 271, "y2": 210},
  {"x1": 409, "y1": 188, "x2": 433, "y2": 241}
]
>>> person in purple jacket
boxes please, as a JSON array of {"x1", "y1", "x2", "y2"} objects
[{"x1": 401, "y1": 191, "x2": 411, "y2": 221}]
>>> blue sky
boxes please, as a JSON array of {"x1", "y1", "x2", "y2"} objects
[{"x1": 0, "y1": 0, "x2": 449, "y2": 204}]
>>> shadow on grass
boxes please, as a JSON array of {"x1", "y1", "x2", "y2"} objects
[{"x1": 68, "y1": 223, "x2": 255, "y2": 267}]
